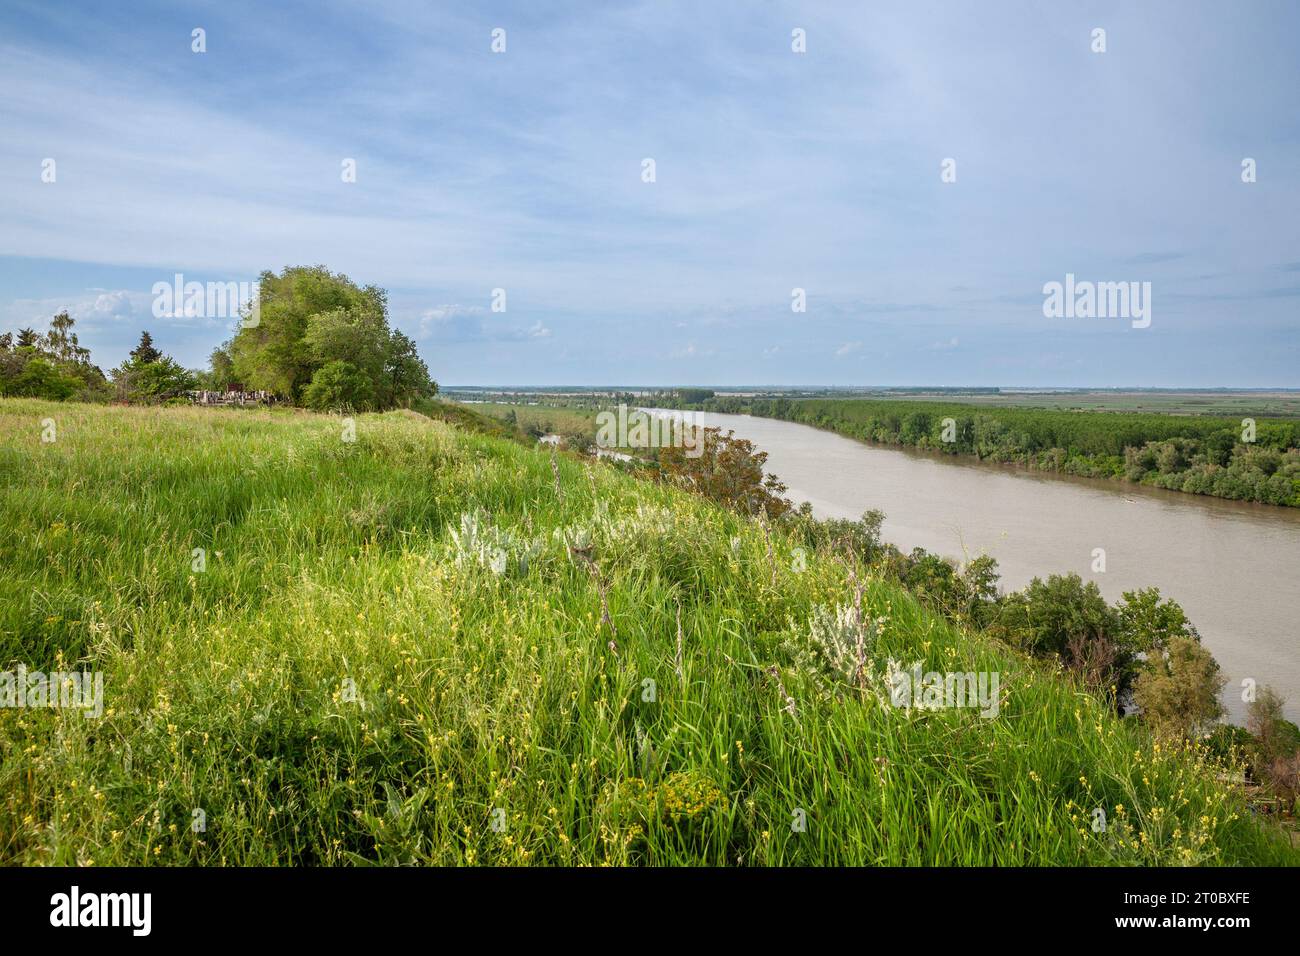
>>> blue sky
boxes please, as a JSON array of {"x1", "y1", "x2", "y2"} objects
[{"x1": 1, "y1": 0, "x2": 1297, "y2": 386}]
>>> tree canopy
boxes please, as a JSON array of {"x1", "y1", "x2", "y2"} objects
[
  {"x1": 218, "y1": 266, "x2": 436, "y2": 410},
  {"x1": 0, "y1": 312, "x2": 110, "y2": 401},
  {"x1": 110, "y1": 331, "x2": 197, "y2": 404}
]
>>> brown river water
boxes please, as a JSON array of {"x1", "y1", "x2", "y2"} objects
[{"x1": 643, "y1": 409, "x2": 1300, "y2": 723}]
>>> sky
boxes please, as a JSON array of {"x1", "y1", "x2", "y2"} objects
[{"x1": 1, "y1": 0, "x2": 1298, "y2": 387}]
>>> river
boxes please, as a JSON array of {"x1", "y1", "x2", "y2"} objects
[{"x1": 643, "y1": 408, "x2": 1300, "y2": 723}]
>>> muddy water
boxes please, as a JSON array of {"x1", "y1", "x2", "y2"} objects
[{"x1": 644, "y1": 409, "x2": 1300, "y2": 722}]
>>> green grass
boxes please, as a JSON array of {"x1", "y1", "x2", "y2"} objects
[
  {"x1": 411, "y1": 397, "x2": 523, "y2": 441},
  {"x1": 473, "y1": 401, "x2": 600, "y2": 439},
  {"x1": 1, "y1": 398, "x2": 1295, "y2": 865}
]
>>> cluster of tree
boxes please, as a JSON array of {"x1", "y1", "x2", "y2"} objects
[
  {"x1": 4, "y1": 267, "x2": 438, "y2": 413},
  {"x1": 1124, "y1": 439, "x2": 1299, "y2": 506},
  {"x1": 698, "y1": 397, "x2": 1300, "y2": 507},
  {"x1": 657, "y1": 427, "x2": 791, "y2": 519},
  {"x1": 211, "y1": 266, "x2": 436, "y2": 411},
  {"x1": 643, "y1": 387, "x2": 716, "y2": 408},
  {"x1": 0, "y1": 316, "x2": 204, "y2": 405},
  {"x1": 109, "y1": 331, "x2": 198, "y2": 404},
  {"x1": 0, "y1": 313, "x2": 111, "y2": 401}
]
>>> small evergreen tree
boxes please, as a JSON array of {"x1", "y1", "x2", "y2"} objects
[{"x1": 129, "y1": 331, "x2": 163, "y2": 365}]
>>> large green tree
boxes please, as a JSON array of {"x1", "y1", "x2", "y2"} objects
[{"x1": 224, "y1": 266, "x2": 435, "y2": 408}]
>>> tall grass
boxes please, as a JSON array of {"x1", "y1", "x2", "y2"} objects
[{"x1": 0, "y1": 398, "x2": 1294, "y2": 865}]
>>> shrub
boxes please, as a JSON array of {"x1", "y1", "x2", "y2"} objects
[
  {"x1": 658, "y1": 427, "x2": 790, "y2": 518},
  {"x1": 1132, "y1": 636, "x2": 1226, "y2": 739},
  {"x1": 301, "y1": 360, "x2": 376, "y2": 411}
]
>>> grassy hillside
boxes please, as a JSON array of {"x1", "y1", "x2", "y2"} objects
[
  {"x1": 1, "y1": 398, "x2": 1295, "y2": 865},
  {"x1": 410, "y1": 397, "x2": 523, "y2": 442}
]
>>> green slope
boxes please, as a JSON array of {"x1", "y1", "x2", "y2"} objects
[{"x1": 0, "y1": 398, "x2": 1294, "y2": 865}]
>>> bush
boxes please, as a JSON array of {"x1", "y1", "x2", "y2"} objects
[
  {"x1": 990, "y1": 574, "x2": 1113, "y2": 660},
  {"x1": 2, "y1": 357, "x2": 78, "y2": 400},
  {"x1": 1132, "y1": 636, "x2": 1226, "y2": 739},
  {"x1": 658, "y1": 427, "x2": 790, "y2": 518},
  {"x1": 111, "y1": 356, "x2": 197, "y2": 404},
  {"x1": 1247, "y1": 687, "x2": 1300, "y2": 766},
  {"x1": 301, "y1": 360, "x2": 376, "y2": 411},
  {"x1": 1204, "y1": 724, "x2": 1255, "y2": 764}
]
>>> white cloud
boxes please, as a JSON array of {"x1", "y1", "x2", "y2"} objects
[
  {"x1": 419, "y1": 304, "x2": 487, "y2": 336},
  {"x1": 0, "y1": 290, "x2": 145, "y2": 333},
  {"x1": 90, "y1": 291, "x2": 137, "y2": 320}
]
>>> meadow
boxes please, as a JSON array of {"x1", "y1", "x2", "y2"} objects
[
  {"x1": 472, "y1": 401, "x2": 600, "y2": 443},
  {"x1": 1, "y1": 398, "x2": 1296, "y2": 865}
]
